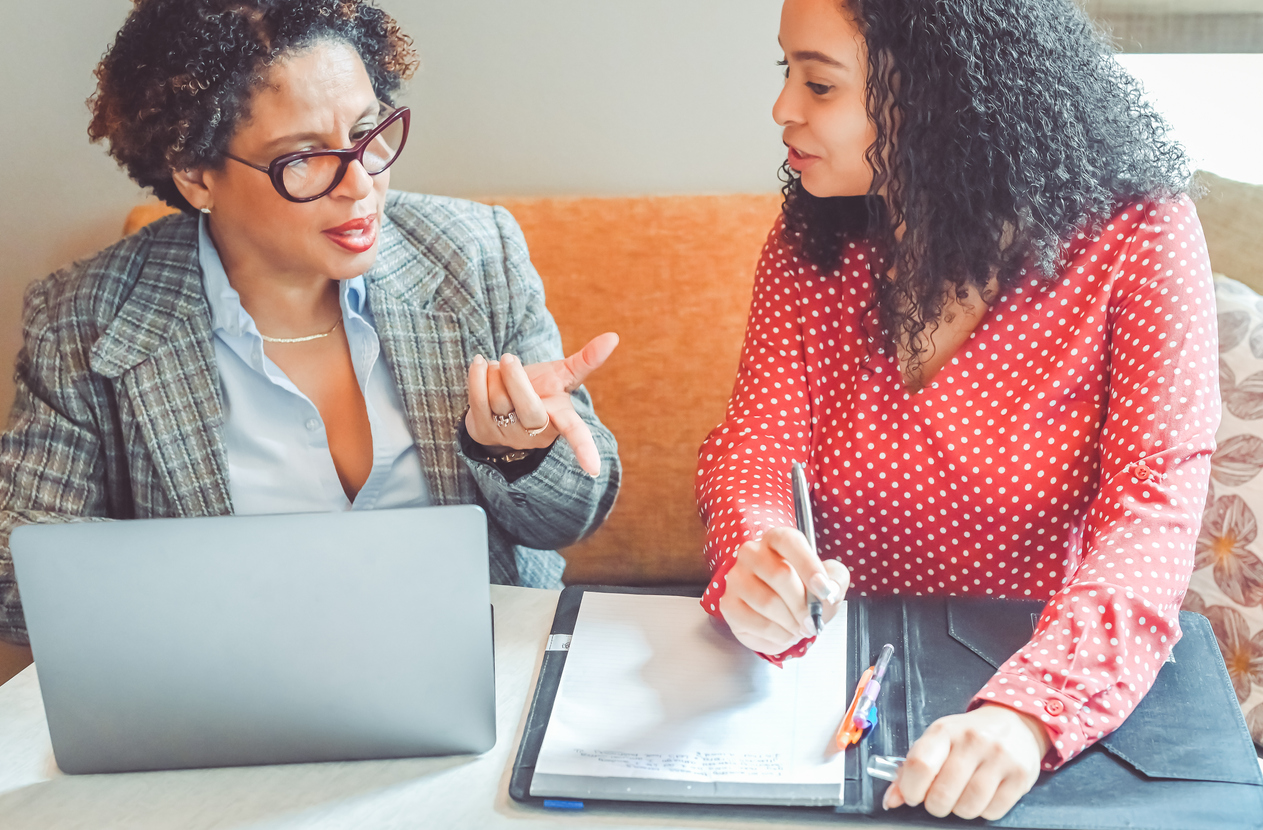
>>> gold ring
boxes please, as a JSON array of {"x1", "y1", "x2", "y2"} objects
[{"x1": 523, "y1": 414, "x2": 550, "y2": 437}]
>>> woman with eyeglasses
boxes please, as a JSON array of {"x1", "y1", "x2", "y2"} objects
[{"x1": 0, "y1": 0, "x2": 621, "y2": 646}]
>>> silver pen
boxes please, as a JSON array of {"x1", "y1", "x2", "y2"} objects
[{"x1": 790, "y1": 461, "x2": 825, "y2": 635}]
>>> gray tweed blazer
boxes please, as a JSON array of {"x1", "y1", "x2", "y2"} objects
[{"x1": 0, "y1": 191, "x2": 620, "y2": 644}]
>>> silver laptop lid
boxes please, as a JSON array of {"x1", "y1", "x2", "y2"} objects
[{"x1": 11, "y1": 506, "x2": 495, "y2": 774}]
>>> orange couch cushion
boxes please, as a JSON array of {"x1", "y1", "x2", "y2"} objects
[
  {"x1": 494, "y1": 195, "x2": 780, "y2": 584},
  {"x1": 125, "y1": 193, "x2": 783, "y2": 584}
]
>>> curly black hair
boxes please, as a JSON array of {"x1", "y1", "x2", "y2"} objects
[
  {"x1": 781, "y1": 0, "x2": 1192, "y2": 372},
  {"x1": 88, "y1": 0, "x2": 419, "y2": 213}
]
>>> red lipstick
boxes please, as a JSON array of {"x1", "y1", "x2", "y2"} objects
[{"x1": 322, "y1": 215, "x2": 378, "y2": 254}]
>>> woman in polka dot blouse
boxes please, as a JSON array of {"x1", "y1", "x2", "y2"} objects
[{"x1": 696, "y1": 0, "x2": 1218, "y2": 821}]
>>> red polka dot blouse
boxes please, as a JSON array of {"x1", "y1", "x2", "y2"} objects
[{"x1": 696, "y1": 197, "x2": 1219, "y2": 770}]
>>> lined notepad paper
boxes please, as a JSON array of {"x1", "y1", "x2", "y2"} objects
[{"x1": 531, "y1": 593, "x2": 849, "y2": 806}]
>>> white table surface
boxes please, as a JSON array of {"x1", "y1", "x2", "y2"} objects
[{"x1": 0, "y1": 585, "x2": 912, "y2": 830}]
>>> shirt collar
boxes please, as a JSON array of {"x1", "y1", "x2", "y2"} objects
[
  {"x1": 344, "y1": 273, "x2": 367, "y2": 316},
  {"x1": 198, "y1": 214, "x2": 368, "y2": 335}
]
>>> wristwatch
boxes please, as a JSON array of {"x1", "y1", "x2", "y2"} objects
[
  {"x1": 456, "y1": 417, "x2": 552, "y2": 482},
  {"x1": 488, "y1": 448, "x2": 533, "y2": 465}
]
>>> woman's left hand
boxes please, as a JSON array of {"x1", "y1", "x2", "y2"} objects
[
  {"x1": 882, "y1": 703, "x2": 1050, "y2": 820},
  {"x1": 465, "y1": 332, "x2": 619, "y2": 477}
]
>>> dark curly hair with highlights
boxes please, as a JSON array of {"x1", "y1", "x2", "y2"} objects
[
  {"x1": 88, "y1": 0, "x2": 419, "y2": 213},
  {"x1": 781, "y1": 0, "x2": 1192, "y2": 373}
]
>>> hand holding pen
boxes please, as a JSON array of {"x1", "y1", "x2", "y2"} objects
[{"x1": 716, "y1": 461, "x2": 850, "y2": 656}]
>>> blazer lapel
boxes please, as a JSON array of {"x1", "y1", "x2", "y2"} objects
[
  {"x1": 367, "y1": 214, "x2": 478, "y2": 507},
  {"x1": 90, "y1": 217, "x2": 232, "y2": 518}
]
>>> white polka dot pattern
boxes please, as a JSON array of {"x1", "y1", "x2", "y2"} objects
[{"x1": 695, "y1": 197, "x2": 1220, "y2": 769}]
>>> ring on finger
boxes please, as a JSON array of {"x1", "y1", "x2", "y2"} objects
[
  {"x1": 493, "y1": 411, "x2": 517, "y2": 429},
  {"x1": 522, "y1": 413, "x2": 550, "y2": 437}
]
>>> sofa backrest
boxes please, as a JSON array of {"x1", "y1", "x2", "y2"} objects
[
  {"x1": 1195, "y1": 171, "x2": 1263, "y2": 296},
  {"x1": 493, "y1": 195, "x2": 781, "y2": 584}
]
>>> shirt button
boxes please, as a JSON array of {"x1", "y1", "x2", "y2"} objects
[
  {"x1": 1134, "y1": 464, "x2": 1151, "y2": 480},
  {"x1": 305, "y1": 419, "x2": 321, "y2": 431},
  {"x1": 1044, "y1": 699, "x2": 1065, "y2": 716}
]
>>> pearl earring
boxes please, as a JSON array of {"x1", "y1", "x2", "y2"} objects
[{"x1": 200, "y1": 207, "x2": 211, "y2": 215}]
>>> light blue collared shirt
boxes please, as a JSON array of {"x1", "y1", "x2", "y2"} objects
[{"x1": 198, "y1": 216, "x2": 430, "y2": 514}]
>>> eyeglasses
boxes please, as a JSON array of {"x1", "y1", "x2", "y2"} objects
[{"x1": 223, "y1": 104, "x2": 411, "y2": 203}]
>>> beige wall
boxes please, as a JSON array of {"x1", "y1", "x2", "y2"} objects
[
  {"x1": 0, "y1": 0, "x2": 141, "y2": 422},
  {"x1": 0, "y1": 0, "x2": 784, "y2": 421}
]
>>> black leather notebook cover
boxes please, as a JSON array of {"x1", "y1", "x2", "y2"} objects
[
  {"x1": 849, "y1": 595, "x2": 1263, "y2": 829},
  {"x1": 510, "y1": 586, "x2": 1263, "y2": 829}
]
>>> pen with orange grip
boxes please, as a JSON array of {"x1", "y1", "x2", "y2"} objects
[
  {"x1": 835, "y1": 666, "x2": 874, "y2": 748},
  {"x1": 836, "y1": 643, "x2": 895, "y2": 749}
]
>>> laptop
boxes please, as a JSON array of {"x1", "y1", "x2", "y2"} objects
[{"x1": 10, "y1": 505, "x2": 496, "y2": 774}]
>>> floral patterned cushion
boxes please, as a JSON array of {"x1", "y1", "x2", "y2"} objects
[{"x1": 1186, "y1": 274, "x2": 1263, "y2": 745}]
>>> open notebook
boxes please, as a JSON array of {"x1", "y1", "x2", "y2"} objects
[{"x1": 530, "y1": 592, "x2": 850, "y2": 806}]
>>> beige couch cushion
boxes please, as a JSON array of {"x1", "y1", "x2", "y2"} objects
[{"x1": 1195, "y1": 171, "x2": 1263, "y2": 294}]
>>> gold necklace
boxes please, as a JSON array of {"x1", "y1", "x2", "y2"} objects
[{"x1": 258, "y1": 318, "x2": 343, "y2": 344}]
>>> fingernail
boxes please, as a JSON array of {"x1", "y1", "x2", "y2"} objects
[
  {"x1": 882, "y1": 789, "x2": 893, "y2": 810},
  {"x1": 809, "y1": 573, "x2": 842, "y2": 603},
  {"x1": 502, "y1": 353, "x2": 516, "y2": 365},
  {"x1": 473, "y1": 354, "x2": 485, "y2": 364},
  {"x1": 799, "y1": 619, "x2": 816, "y2": 639}
]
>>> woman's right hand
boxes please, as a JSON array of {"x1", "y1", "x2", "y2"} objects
[
  {"x1": 465, "y1": 333, "x2": 618, "y2": 477},
  {"x1": 718, "y1": 527, "x2": 850, "y2": 655}
]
